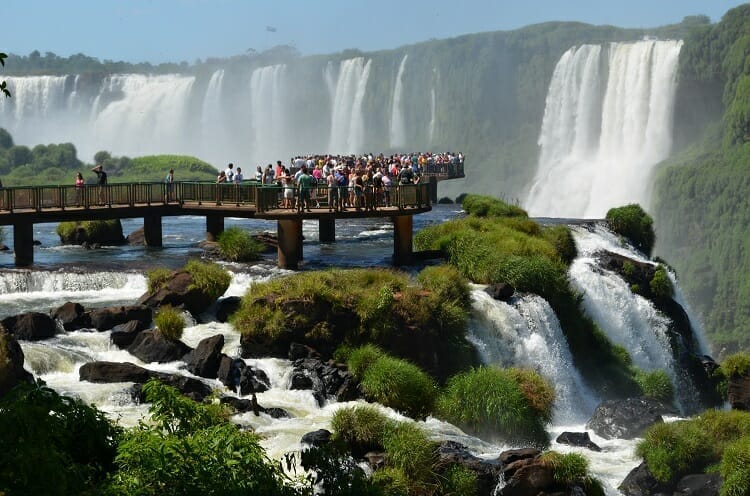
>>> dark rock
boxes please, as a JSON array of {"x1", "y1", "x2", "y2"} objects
[
  {"x1": 130, "y1": 375, "x2": 213, "y2": 402},
  {"x1": 555, "y1": 431, "x2": 601, "y2": 452},
  {"x1": 288, "y1": 342, "x2": 321, "y2": 360},
  {"x1": 618, "y1": 462, "x2": 672, "y2": 496},
  {"x1": 137, "y1": 271, "x2": 217, "y2": 316},
  {"x1": 216, "y1": 354, "x2": 235, "y2": 389},
  {"x1": 110, "y1": 320, "x2": 150, "y2": 348},
  {"x1": 290, "y1": 357, "x2": 360, "y2": 406},
  {"x1": 183, "y1": 334, "x2": 224, "y2": 379},
  {"x1": 87, "y1": 305, "x2": 152, "y2": 332},
  {"x1": 216, "y1": 296, "x2": 242, "y2": 323},
  {"x1": 499, "y1": 456, "x2": 555, "y2": 496},
  {"x1": 587, "y1": 397, "x2": 677, "y2": 440},
  {"x1": 264, "y1": 407, "x2": 290, "y2": 419},
  {"x1": 127, "y1": 329, "x2": 192, "y2": 363},
  {"x1": 498, "y1": 448, "x2": 540, "y2": 466},
  {"x1": 126, "y1": 227, "x2": 145, "y2": 245},
  {"x1": 237, "y1": 365, "x2": 270, "y2": 394},
  {"x1": 51, "y1": 302, "x2": 87, "y2": 331},
  {"x1": 485, "y1": 282, "x2": 515, "y2": 301},
  {"x1": 1, "y1": 312, "x2": 57, "y2": 340},
  {"x1": 727, "y1": 372, "x2": 750, "y2": 411},
  {"x1": 301, "y1": 429, "x2": 331, "y2": 447},
  {"x1": 290, "y1": 370, "x2": 314, "y2": 390},
  {"x1": 0, "y1": 328, "x2": 34, "y2": 397},
  {"x1": 437, "y1": 441, "x2": 503, "y2": 496},
  {"x1": 675, "y1": 473, "x2": 722, "y2": 496},
  {"x1": 32, "y1": 240, "x2": 42, "y2": 246},
  {"x1": 220, "y1": 395, "x2": 291, "y2": 418},
  {"x1": 79, "y1": 361, "x2": 154, "y2": 383},
  {"x1": 0, "y1": 244, "x2": 9, "y2": 251}
]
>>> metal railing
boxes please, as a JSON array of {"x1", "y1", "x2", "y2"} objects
[{"x1": 0, "y1": 182, "x2": 431, "y2": 214}]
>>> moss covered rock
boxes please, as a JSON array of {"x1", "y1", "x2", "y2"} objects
[{"x1": 56, "y1": 220, "x2": 125, "y2": 245}]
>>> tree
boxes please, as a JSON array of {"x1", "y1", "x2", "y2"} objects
[{"x1": 0, "y1": 52, "x2": 10, "y2": 98}]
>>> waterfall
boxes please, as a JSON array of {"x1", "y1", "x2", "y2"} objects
[
  {"x1": 328, "y1": 57, "x2": 372, "y2": 153},
  {"x1": 526, "y1": 40, "x2": 683, "y2": 218},
  {"x1": 469, "y1": 289, "x2": 598, "y2": 423},
  {"x1": 249, "y1": 64, "x2": 288, "y2": 163},
  {"x1": 389, "y1": 54, "x2": 408, "y2": 148},
  {"x1": 200, "y1": 70, "x2": 230, "y2": 162},
  {"x1": 428, "y1": 86, "x2": 436, "y2": 145}
]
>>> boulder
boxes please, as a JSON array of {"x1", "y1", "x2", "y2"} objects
[
  {"x1": 220, "y1": 395, "x2": 290, "y2": 418},
  {"x1": 1, "y1": 312, "x2": 57, "y2": 340},
  {"x1": 485, "y1": 282, "x2": 515, "y2": 301},
  {"x1": 555, "y1": 431, "x2": 601, "y2": 452},
  {"x1": 289, "y1": 342, "x2": 322, "y2": 360},
  {"x1": 137, "y1": 271, "x2": 216, "y2": 316},
  {"x1": 301, "y1": 429, "x2": 331, "y2": 447},
  {"x1": 110, "y1": 320, "x2": 150, "y2": 348},
  {"x1": 51, "y1": 302, "x2": 87, "y2": 331},
  {"x1": 499, "y1": 456, "x2": 555, "y2": 496},
  {"x1": 183, "y1": 334, "x2": 224, "y2": 379},
  {"x1": 675, "y1": 473, "x2": 722, "y2": 496},
  {"x1": 498, "y1": 448, "x2": 540, "y2": 466},
  {"x1": 437, "y1": 441, "x2": 503, "y2": 496},
  {"x1": 79, "y1": 361, "x2": 154, "y2": 383},
  {"x1": 58, "y1": 220, "x2": 125, "y2": 245},
  {"x1": 290, "y1": 357, "x2": 360, "y2": 406},
  {"x1": 586, "y1": 397, "x2": 677, "y2": 440},
  {"x1": 216, "y1": 296, "x2": 242, "y2": 323},
  {"x1": 127, "y1": 329, "x2": 192, "y2": 363},
  {"x1": 727, "y1": 372, "x2": 750, "y2": 411},
  {"x1": 0, "y1": 329, "x2": 34, "y2": 397},
  {"x1": 237, "y1": 365, "x2": 270, "y2": 395},
  {"x1": 618, "y1": 462, "x2": 672, "y2": 496},
  {"x1": 126, "y1": 227, "x2": 145, "y2": 245},
  {"x1": 87, "y1": 305, "x2": 152, "y2": 332}
]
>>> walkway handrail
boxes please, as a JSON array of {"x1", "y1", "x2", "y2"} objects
[{"x1": 0, "y1": 181, "x2": 432, "y2": 213}]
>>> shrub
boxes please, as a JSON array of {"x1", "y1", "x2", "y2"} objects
[
  {"x1": 371, "y1": 467, "x2": 410, "y2": 496},
  {"x1": 605, "y1": 204, "x2": 656, "y2": 256},
  {"x1": 216, "y1": 226, "x2": 264, "y2": 262},
  {"x1": 721, "y1": 353, "x2": 750, "y2": 377},
  {"x1": 417, "y1": 264, "x2": 471, "y2": 309},
  {"x1": 330, "y1": 405, "x2": 393, "y2": 454},
  {"x1": 184, "y1": 259, "x2": 231, "y2": 301},
  {"x1": 462, "y1": 194, "x2": 528, "y2": 218},
  {"x1": 436, "y1": 366, "x2": 550, "y2": 446},
  {"x1": 440, "y1": 464, "x2": 477, "y2": 496},
  {"x1": 635, "y1": 369, "x2": 675, "y2": 403},
  {"x1": 720, "y1": 435, "x2": 750, "y2": 496},
  {"x1": 508, "y1": 368, "x2": 556, "y2": 423},
  {"x1": 56, "y1": 219, "x2": 124, "y2": 244},
  {"x1": 146, "y1": 267, "x2": 172, "y2": 293},
  {"x1": 542, "y1": 225, "x2": 578, "y2": 264},
  {"x1": 358, "y1": 353, "x2": 438, "y2": 419},
  {"x1": 381, "y1": 422, "x2": 438, "y2": 490},
  {"x1": 540, "y1": 451, "x2": 605, "y2": 496},
  {"x1": 154, "y1": 305, "x2": 185, "y2": 341},
  {"x1": 346, "y1": 344, "x2": 385, "y2": 379},
  {"x1": 650, "y1": 265, "x2": 674, "y2": 299}
]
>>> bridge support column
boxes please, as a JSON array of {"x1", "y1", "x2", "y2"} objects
[
  {"x1": 428, "y1": 176, "x2": 438, "y2": 204},
  {"x1": 318, "y1": 217, "x2": 335, "y2": 243},
  {"x1": 13, "y1": 222, "x2": 34, "y2": 267},
  {"x1": 277, "y1": 219, "x2": 303, "y2": 270},
  {"x1": 144, "y1": 215, "x2": 163, "y2": 247},
  {"x1": 206, "y1": 215, "x2": 224, "y2": 242},
  {"x1": 393, "y1": 215, "x2": 413, "y2": 266}
]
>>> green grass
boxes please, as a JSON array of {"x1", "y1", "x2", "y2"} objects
[
  {"x1": 540, "y1": 451, "x2": 605, "y2": 496},
  {"x1": 154, "y1": 305, "x2": 185, "y2": 341},
  {"x1": 216, "y1": 227, "x2": 264, "y2": 262},
  {"x1": 720, "y1": 435, "x2": 750, "y2": 496},
  {"x1": 330, "y1": 405, "x2": 393, "y2": 454},
  {"x1": 605, "y1": 203, "x2": 656, "y2": 256},
  {"x1": 184, "y1": 259, "x2": 231, "y2": 302},
  {"x1": 440, "y1": 464, "x2": 477, "y2": 496},
  {"x1": 461, "y1": 194, "x2": 528, "y2": 218},
  {"x1": 381, "y1": 422, "x2": 438, "y2": 491},
  {"x1": 56, "y1": 219, "x2": 123, "y2": 244},
  {"x1": 146, "y1": 267, "x2": 172, "y2": 293},
  {"x1": 635, "y1": 369, "x2": 675, "y2": 404},
  {"x1": 721, "y1": 353, "x2": 750, "y2": 377},
  {"x1": 345, "y1": 344, "x2": 385, "y2": 379}
]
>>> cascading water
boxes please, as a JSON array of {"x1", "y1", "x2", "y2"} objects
[
  {"x1": 200, "y1": 70, "x2": 231, "y2": 161},
  {"x1": 328, "y1": 57, "x2": 372, "y2": 153},
  {"x1": 469, "y1": 289, "x2": 598, "y2": 424},
  {"x1": 389, "y1": 54, "x2": 408, "y2": 148},
  {"x1": 526, "y1": 40, "x2": 683, "y2": 218},
  {"x1": 249, "y1": 64, "x2": 288, "y2": 162}
]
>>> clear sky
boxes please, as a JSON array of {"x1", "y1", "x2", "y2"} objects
[{"x1": 4, "y1": 0, "x2": 745, "y2": 64}]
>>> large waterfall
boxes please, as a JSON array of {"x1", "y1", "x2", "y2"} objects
[
  {"x1": 525, "y1": 40, "x2": 683, "y2": 218},
  {"x1": 389, "y1": 54, "x2": 408, "y2": 148},
  {"x1": 327, "y1": 57, "x2": 373, "y2": 154}
]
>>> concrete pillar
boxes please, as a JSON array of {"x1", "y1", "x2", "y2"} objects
[
  {"x1": 144, "y1": 215, "x2": 163, "y2": 247},
  {"x1": 206, "y1": 214, "x2": 224, "y2": 242},
  {"x1": 393, "y1": 215, "x2": 413, "y2": 266},
  {"x1": 278, "y1": 219, "x2": 303, "y2": 270},
  {"x1": 318, "y1": 217, "x2": 336, "y2": 243},
  {"x1": 428, "y1": 176, "x2": 438, "y2": 204},
  {"x1": 13, "y1": 222, "x2": 34, "y2": 267}
]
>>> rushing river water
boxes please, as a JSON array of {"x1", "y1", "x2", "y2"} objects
[{"x1": 1, "y1": 205, "x2": 661, "y2": 494}]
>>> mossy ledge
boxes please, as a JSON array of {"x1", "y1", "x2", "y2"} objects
[
  {"x1": 56, "y1": 219, "x2": 125, "y2": 245},
  {"x1": 233, "y1": 266, "x2": 478, "y2": 381}
]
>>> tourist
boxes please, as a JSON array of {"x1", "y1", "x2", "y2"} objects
[
  {"x1": 91, "y1": 164, "x2": 107, "y2": 204},
  {"x1": 165, "y1": 168, "x2": 175, "y2": 202},
  {"x1": 326, "y1": 168, "x2": 338, "y2": 212},
  {"x1": 382, "y1": 170, "x2": 392, "y2": 207},
  {"x1": 281, "y1": 169, "x2": 294, "y2": 209},
  {"x1": 224, "y1": 163, "x2": 235, "y2": 182},
  {"x1": 216, "y1": 171, "x2": 227, "y2": 183},
  {"x1": 335, "y1": 166, "x2": 348, "y2": 211},
  {"x1": 74, "y1": 171, "x2": 84, "y2": 206},
  {"x1": 255, "y1": 166, "x2": 263, "y2": 182},
  {"x1": 297, "y1": 166, "x2": 314, "y2": 212},
  {"x1": 234, "y1": 167, "x2": 243, "y2": 183}
]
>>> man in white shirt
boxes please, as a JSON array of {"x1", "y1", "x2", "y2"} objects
[{"x1": 224, "y1": 163, "x2": 235, "y2": 182}]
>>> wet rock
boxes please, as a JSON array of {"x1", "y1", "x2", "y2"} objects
[
  {"x1": 79, "y1": 361, "x2": 154, "y2": 383},
  {"x1": 618, "y1": 462, "x2": 672, "y2": 496},
  {"x1": 586, "y1": 396, "x2": 677, "y2": 440},
  {"x1": 1, "y1": 312, "x2": 57, "y2": 341},
  {"x1": 220, "y1": 395, "x2": 290, "y2": 418},
  {"x1": 675, "y1": 473, "x2": 722, "y2": 496},
  {"x1": 301, "y1": 429, "x2": 331, "y2": 447},
  {"x1": 485, "y1": 282, "x2": 515, "y2": 301},
  {"x1": 290, "y1": 357, "x2": 360, "y2": 406},
  {"x1": 110, "y1": 320, "x2": 150, "y2": 348},
  {"x1": 237, "y1": 365, "x2": 271, "y2": 394},
  {"x1": 288, "y1": 342, "x2": 321, "y2": 360},
  {"x1": 555, "y1": 431, "x2": 601, "y2": 452},
  {"x1": 183, "y1": 334, "x2": 224, "y2": 379},
  {"x1": 87, "y1": 305, "x2": 152, "y2": 332},
  {"x1": 498, "y1": 448, "x2": 540, "y2": 466},
  {"x1": 499, "y1": 454, "x2": 554, "y2": 496},
  {"x1": 137, "y1": 270, "x2": 217, "y2": 316},
  {"x1": 130, "y1": 375, "x2": 212, "y2": 402},
  {"x1": 127, "y1": 329, "x2": 192, "y2": 363},
  {"x1": 727, "y1": 371, "x2": 750, "y2": 411},
  {"x1": 216, "y1": 296, "x2": 242, "y2": 323},
  {"x1": 437, "y1": 441, "x2": 503, "y2": 496},
  {"x1": 0, "y1": 328, "x2": 34, "y2": 397},
  {"x1": 126, "y1": 227, "x2": 145, "y2": 245},
  {"x1": 51, "y1": 302, "x2": 86, "y2": 331}
]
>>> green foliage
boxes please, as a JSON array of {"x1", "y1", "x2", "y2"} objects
[
  {"x1": 461, "y1": 194, "x2": 528, "y2": 218},
  {"x1": 104, "y1": 379, "x2": 296, "y2": 496},
  {"x1": 298, "y1": 442, "x2": 383, "y2": 496},
  {"x1": 330, "y1": 404, "x2": 393, "y2": 454},
  {"x1": 184, "y1": 259, "x2": 231, "y2": 302},
  {"x1": 154, "y1": 306, "x2": 185, "y2": 341},
  {"x1": 635, "y1": 369, "x2": 675, "y2": 404},
  {"x1": 436, "y1": 366, "x2": 551, "y2": 446},
  {"x1": 371, "y1": 468, "x2": 410, "y2": 496},
  {"x1": 721, "y1": 353, "x2": 750, "y2": 377},
  {"x1": 440, "y1": 464, "x2": 477, "y2": 496},
  {"x1": 508, "y1": 367, "x2": 556, "y2": 423},
  {"x1": 146, "y1": 267, "x2": 172, "y2": 293},
  {"x1": 381, "y1": 422, "x2": 439, "y2": 491},
  {"x1": 56, "y1": 219, "x2": 124, "y2": 244},
  {"x1": 0, "y1": 380, "x2": 122, "y2": 496},
  {"x1": 346, "y1": 344, "x2": 385, "y2": 379},
  {"x1": 542, "y1": 225, "x2": 578, "y2": 264},
  {"x1": 216, "y1": 227, "x2": 264, "y2": 262},
  {"x1": 605, "y1": 204, "x2": 656, "y2": 256},
  {"x1": 650, "y1": 265, "x2": 674, "y2": 300},
  {"x1": 636, "y1": 409, "x2": 750, "y2": 483},
  {"x1": 540, "y1": 451, "x2": 604, "y2": 496},
  {"x1": 720, "y1": 435, "x2": 750, "y2": 496}
]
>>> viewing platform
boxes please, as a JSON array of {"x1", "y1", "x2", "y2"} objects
[{"x1": 0, "y1": 181, "x2": 433, "y2": 269}]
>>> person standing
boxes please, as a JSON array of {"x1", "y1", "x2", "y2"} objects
[
  {"x1": 91, "y1": 164, "x2": 107, "y2": 204},
  {"x1": 75, "y1": 171, "x2": 84, "y2": 206},
  {"x1": 224, "y1": 163, "x2": 235, "y2": 182},
  {"x1": 297, "y1": 166, "x2": 314, "y2": 212},
  {"x1": 165, "y1": 169, "x2": 175, "y2": 202},
  {"x1": 234, "y1": 167, "x2": 243, "y2": 183}
]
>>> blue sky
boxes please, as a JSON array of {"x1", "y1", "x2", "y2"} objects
[{"x1": 4, "y1": 0, "x2": 744, "y2": 64}]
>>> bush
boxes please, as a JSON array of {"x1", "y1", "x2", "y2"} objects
[
  {"x1": 635, "y1": 369, "x2": 675, "y2": 403},
  {"x1": 720, "y1": 435, "x2": 750, "y2": 496},
  {"x1": 540, "y1": 451, "x2": 604, "y2": 496},
  {"x1": 381, "y1": 422, "x2": 438, "y2": 491},
  {"x1": 146, "y1": 267, "x2": 172, "y2": 293},
  {"x1": 416, "y1": 264, "x2": 471, "y2": 309},
  {"x1": 154, "y1": 305, "x2": 185, "y2": 341},
  {"x1": 542, "y1": 225, "x2": 578, "y2": 264},
  {"x1": 184, "y1": 259, "x2": 231, "y2": 301},
  {"x1": 56, "y1": 220, "x2": 124, "y2": 245},
  {"x1": 605, "y1": 204, "x2": 656, "y2": 256},
  {"x1": 508, "y1": 368, "x2": 556, "y2": 423},
  {"x1": 440, "y1": 464, "x2": 477, "y2": 496},
  {"x1": 436, "y1": 366, "x2": 550, "y2": 446},
  {"x1": 330, "y1": 405, "x2": 393, "y2": 455},
  {"x1": 461, "y1": 194, "x2": 528, "y2": 218},
  {"x1": 346, "y1": 344, "x2": 385, "y2": 379},
  {"x1": 650, "y1": 265, "x2": 674, "y2": 300},
  {"x1": 721, "y1": 353, "x2": 750, "y2": 377},
  {"x1": 216, "y1": 226, "x2": 264, "y2": 262}
]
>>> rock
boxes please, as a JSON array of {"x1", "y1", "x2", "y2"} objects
[
  {"x1": 675, "y1": 473, "x2": 722, "y2": 496},
  {"x1": 0, "y1": 244, "x2": 9, "y2": 251},
  {"x1": 555, "y1": 431, "x2": 601, "y2": 452},
  {"x1": 220, "y1": 395, "x2": 291, "y2": 418},
  {"x1": 58, "y1": 220, "x2": 126, "y2": 245},
  {"x1": 126, "y1": 227, "x2": 145, "y2": 245},
  {"x1": 110, "y1": 320, "x2": 150, "y2": 348},
  {"x1": 437, "y1": 441, "x2": 503, "y2": 496},
  {"x1": 79, "y1": 361, "x2": 154, "y2": 383},
  {"x1": 290, "y1": 358, "x2": 360, "y2": 406},
  {"x1": 498, "y1": 448, "x2": 540, "y2": 466},
  {"x1": 217, "y1": 355, "x2": 237, "y2": 389},
  {"x1": 127, "y1": 329, "x2": 192, "y2": 363},
  {"x1": 485, "y1": 282, "x2": 515, "y2": 301},
  {"x1": 137, "y1": 271, "x2": 217, "y2": 316},
  {"x1": 183, "y1": 334, "x2": 224, "y2": 379},
  {"x1": 264, "y1": 407, "x2": 290, "y2": 419},
  {"x1": 499, "y1": 456, "x2": 555, "y2": 496},
  {"x1": 237, "y1": 365, "x2": 270, "y2": 394},
  {"x1": 51, "y1": 302, "x2": 87, "y2": 331},
  {"x1": 33, "y1": 240, "x2": 42, "y2": 246},
  {"x1": 586, "y1": 397, "x2": 677, "y2": 440},
  {"x1": 727, "y1": 372, "x2": 750, "y2": 411},
  {"x1": 130, "y1": 375, "x2": 213, "y2": 402},
  {"x1": 618, "y1": 462, "x2": 672, "y2": 496},
  {"x1": 87, "y1": 305, "x2": 152, "y2": 332},
  {"x1": 0, "y1": 328, "x2": 34, "y2": 397},
  {"x1": 216, "y1": 296, "x2": 242, "y2": 323},
  {"x1": 301, "y1": 429, "x2": 331, "y2": 447},
  {"x1": 1, "y1": 312, "x2": 57, "y2": 340},
  {"x1": 288, "y1": 342, "x2": 322, "y2": 360}
]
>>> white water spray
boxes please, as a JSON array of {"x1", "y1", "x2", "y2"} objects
[
  {"x1": 389, "y1": 54, "x2": 408, "y2": 148},
  {"x1": 328, "y1": 57, "x2": 372, "y2": 153}
]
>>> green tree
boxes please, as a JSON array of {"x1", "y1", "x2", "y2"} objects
[{"x1": 0, "y1": 52, "x2": 10, "y2": 98}]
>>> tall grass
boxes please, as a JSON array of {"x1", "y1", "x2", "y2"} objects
[
  {"x1": 184, "y1": 260, "x2": 231, "y2": 302},
  {"x1": 605, "y1": 203, "x2": 655, "y2": 256},
  {"x1": 216, "y1": 227, "x2": 264, "y2": 262},
  {"x1": 155, "y1": 305, "x2": 185, "y2": 341},
  {"x1": 635, "y1": 369, "x2": 675, "y2": 404}
]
